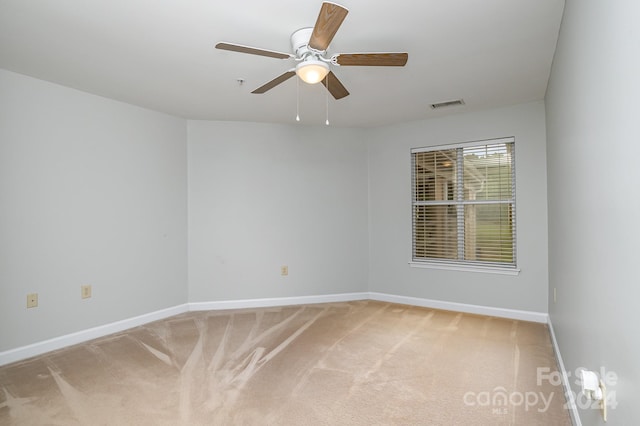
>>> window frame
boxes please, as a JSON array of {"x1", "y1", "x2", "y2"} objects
[{"x1": 409, "y1": 137, "x2": 520, "y2": 275}]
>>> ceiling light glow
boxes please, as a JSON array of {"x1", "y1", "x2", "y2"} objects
[{"x1": 296, "y1": 59, "x2": 329, "y2": 84}]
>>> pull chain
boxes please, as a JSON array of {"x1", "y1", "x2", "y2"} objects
[
  {"x1": 296, "y1": 76, "x2": 300, "y2": 122},
  {"x1": 325, "y1": 76, "x2": 329, "y2": 126}
]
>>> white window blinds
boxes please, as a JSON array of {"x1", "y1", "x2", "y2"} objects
[{"x1": 411, "y1": 138, "x2": 516, "y2": 269}]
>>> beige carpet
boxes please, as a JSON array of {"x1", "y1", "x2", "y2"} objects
[{"x1": 0, "y1": 301, "x2": 571, "y2": 425}]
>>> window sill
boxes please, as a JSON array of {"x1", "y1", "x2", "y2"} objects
[{"x1": 408, "y1": 261, "x2": 521, "y2": 276}]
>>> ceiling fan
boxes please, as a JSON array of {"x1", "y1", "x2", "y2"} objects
[{"x1": 215, "y1": 1, "x2": 408, "y2": 100}]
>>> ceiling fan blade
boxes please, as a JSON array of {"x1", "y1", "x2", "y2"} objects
[
  {"x1": 309, "y1": 2, "x2": 349, "y2": 51},
  {"x1": 215, "y1": 42, "x2": 293, "y2": 59},
  {"x1": 252, "y1": 71, "x2": 296, "y2": 94},
  {"x1": 321, "y1": 71, "x2": 349, "y2": 100},
  {"x1": 334, "y1": 53, "x2": 408, "y2": 66}
]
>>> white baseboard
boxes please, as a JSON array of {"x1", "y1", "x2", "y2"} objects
[
  {"x1": 548, "y1": 317, "x2": 581, "y2": 426},
  {"x1": 0, "y1": 293, "x2": 549, "y2": 366},
  {"x1": 0, "y1": 304, "x2": 189, "y2": 367},
  {"x1": 369, "y1": 292, "x2": 549, "y2": 323},
  {"x1": 188, "y1": 292, "x2": 370, "y2": 311}
]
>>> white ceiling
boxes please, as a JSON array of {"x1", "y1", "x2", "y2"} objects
[{"x1": 0, "y1": 0, "x2": 565, "y2": 128}]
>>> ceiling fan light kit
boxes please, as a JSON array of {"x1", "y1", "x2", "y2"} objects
[
  {"x1": 215, "y1": 1, "x2": 408, "y2": 120},
  {"x1": 296, "y1": 60, "x2": 329, "y2": 84}
]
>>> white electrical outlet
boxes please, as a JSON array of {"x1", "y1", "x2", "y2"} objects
[{"x1": 281, "y1": 265, "x2": 288, "y2": 276}]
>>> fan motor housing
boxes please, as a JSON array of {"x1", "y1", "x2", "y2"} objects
[{"x1": 291, "y1": 27, "x2": 322, "y2": 58}]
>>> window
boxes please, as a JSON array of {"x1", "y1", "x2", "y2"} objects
[{"x1": 411, "y1": 137, "x2": 516, "y2": 271}]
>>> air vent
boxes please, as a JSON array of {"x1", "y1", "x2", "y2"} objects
[{"x1": 430, "y1": 99, "x2": 465, "y2": 109}]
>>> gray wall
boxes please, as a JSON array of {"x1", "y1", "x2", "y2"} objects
[
  {"x1": 366, "y1": 102, "x2": 550, "y2": 313},
  {"x1": 0, "y1": 70, "x2": 188, "y2": 351},
  {"x1": 545, "y1": 0, "x2": 639, "y2": 424},
  {"x1": 187, "y1": 121, "x2": 369, "y2": 301}
]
